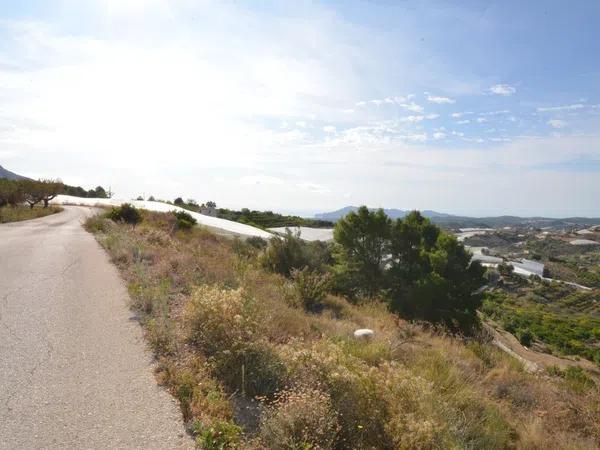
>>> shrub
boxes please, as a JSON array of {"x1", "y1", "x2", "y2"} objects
[
  {"x1": 518, "y1": 329, "x2": 533, "y2": 347},
  {"x1": 258, "y1": 386, "x2": 341, "y2": 450},
  {"x1": 260, "y1": 231, "x2": 308, "y2": 277},
  {"x1": 497, "y1": 262, "x2": 514, "y2": 276},
  {"x1": 184, "y1": 286, "x2": 257, "y2": 356},
  {"x1": 173, "y1": 210, "x2": 197, "y2": 230},
  {"x1": 108, "y1": 203, "x2": 142, "y2": 225},
  {"x1": 194, "y1": 420, "x2": 242, "y2": 450},
  {"x1": 564, "y1": 366, "x2": 596, "y2": 393},
  {"x1": 84, "y1": 215, "x2": 113, "y2": 233},
  {"x1": 261, "y1": 231, "x2": 332, "y2": 277},
  {"x1": 147, "y1": 317, "x2": 175, "y2": 355},
  {"x1": 215, "y1": 341, "x2": 287, "y2": 398},
  {"x1": 291, "y1": 267, "x2": 331, "y2": 312},
  {"x1": 246, "y1": 236, "x2": 267, "y2": 250}
]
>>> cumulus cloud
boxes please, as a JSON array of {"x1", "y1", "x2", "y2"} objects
[
  {"x1": 489, "y1": 84, "x2": 516, "y2": 96},
  {"x1": 433, "y1": 132, "x2": 446, "y2": 140}
]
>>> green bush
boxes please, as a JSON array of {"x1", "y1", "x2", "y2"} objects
[
  {"x1": 291, "y1": 267, "x2": 331, "y2": 312},
  {"x1": 173, "y1": 210, "x2": 197, "y2": 230},
  {"x1": 245, "y1": 236, "x2": 267, "y2": 249},
  {"x1": 260, "y1": 230, "x2": 332, "y2": 277},
  {"x1": 518, "y1": 329, "x2": 533, "y2": 347},
  {"x1": 194, "y1": 420, "x2": 242, "y2": 450},
  {"x1": 215, "y1": 341, "x2": 287, "y2": 398},
  {"x1": 108, "y1": 203, "x2": 142, "y2": 225}
]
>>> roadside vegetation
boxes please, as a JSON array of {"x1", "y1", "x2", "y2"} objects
[
  {"x1": 0, "y1": 204, "x2": 62, "y2": 223},
  {"x1": 87, "y1": 205, "x2": 600, "y2": 449},
  {"x1": 0, "y1": 178, "x2": 64, "y2": 223}
]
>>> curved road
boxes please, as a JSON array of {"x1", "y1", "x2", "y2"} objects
[{"x1": 0, "y1": 207, "x2": 193, "y2": 449}]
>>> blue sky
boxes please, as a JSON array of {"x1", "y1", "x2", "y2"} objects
[{"x1": 1, "y1": 0, "x2": 599, "y2": 216}]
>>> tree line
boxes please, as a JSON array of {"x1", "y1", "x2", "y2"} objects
[
  {"x1": 62, "y1": 184, "x2": 110, "y2": 199},
  {"x1": 0, "y1": 179, "x2": 65, "y2": 208},
  {"x1": 0, "y1": 178, "x2": 112, "y2": 209}
]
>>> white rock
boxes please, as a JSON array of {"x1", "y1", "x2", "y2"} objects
[{"x1": 353, "y1": 329, "x2": 374, "y2": 339}]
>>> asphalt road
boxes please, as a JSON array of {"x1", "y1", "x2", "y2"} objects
[{"x1": 0, "y1": 207, "x2": 193, "y2": 449}]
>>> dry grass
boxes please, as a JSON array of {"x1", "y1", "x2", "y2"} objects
[
  {"x1": 87, "y1": 210, "x2": 600, "y2": 449},
  {"x1": 0, "y1": 205, "x2": 62, "y2": 223}
]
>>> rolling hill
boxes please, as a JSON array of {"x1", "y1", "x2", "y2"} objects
[{"x1": 315, "y1": 206, "x2": 600, "y2": 229}]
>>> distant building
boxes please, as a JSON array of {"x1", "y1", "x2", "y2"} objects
[{"x1": 200, "y1": 205, "x2": 217, "y2": 217}]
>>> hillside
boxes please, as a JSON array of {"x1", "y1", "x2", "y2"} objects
[
  {"x1": 84, "y1": 207, "x2": 600, "y2": 449},
  {"x1": 317, "y1": 206, "x2": 600, "y2": 229},
  {"x1": 0, "y1": 165, "x2": 29, "y2": 180}
]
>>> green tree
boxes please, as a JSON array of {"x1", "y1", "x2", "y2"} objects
[
  {"x1": 0, "y1": 179, "x2": 24, "y2": 207},
  {"x1": 39, "y1": 179, "x2": 63, "y2": 208},
  {"x1": 94, "y1": 186, "x2": 108, "y2": 198},
  {"x1": 333, "y1": 206, "x2": 391, "y2": 297},
  {"x1": 20, "y1": 180, "x2": 44, "y2": 209},
  {"x1": 388, "y1": 218, "x2": 485, "y2": 332}
]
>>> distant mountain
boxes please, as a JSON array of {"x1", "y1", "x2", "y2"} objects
[
  {"x1": 315, "y1": 206, "x2": 600, "y2": 229},
  {"x1": 315, "y1": 206, "x2": 452, "y2": 221},
  {"x1": 0, "y1": 165, "x2": 29, "y2": 181}
]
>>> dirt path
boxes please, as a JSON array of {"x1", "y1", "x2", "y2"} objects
[
  {"x1": 0, "y1": 207, "x2": 193, "y2": 449},
  {"x1": 484, "y1": 320, "x2": 600, "y2": 380}
]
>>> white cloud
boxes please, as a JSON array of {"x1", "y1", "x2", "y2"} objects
[
  {"x1": 400, "y1": 101, "x2": 424, "y2": 113},
  {"x1": 537, "y1": 104, "x2": 585, "y2": 112},
  {"x1": 400, "y1": 115, "x2": 425, "y2": 123},
  {"x1": 547, "y1": 119, "x2": 568, "y2": 129},
  {"x1": 426, "y1": 94, "x2": 455, "y2": 104},
  {"x1": 433, "y1": 132, "x2": 446, "y2": 140},
  {"x1": 481, "y1": 110, "x2": 510, "y2": 116},
  {"x1": 323, "y1": 125, "x2": 337, "y2": 133},
  {"x1": 456, "y1": 119, "x2": 471, "y2": 124},
  {"x1": 406, "y1": 133, "x2": 427, "y2": 142},
  {"x1": 489, "y1": 84, "x2": 516, "y2": 96},
  {"x1": 451, "y1": 111, "x2": 472, "y2": 118},
  {"x1": 476, "y1": 117, "x2": 488, "y2": 123},
  {"x1": 425, "y1": 113, "x2": 439, "y2": 120}
]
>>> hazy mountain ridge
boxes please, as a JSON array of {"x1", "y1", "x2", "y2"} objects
[
  {"x1": 316, "y1": 206, "x2": 600, "y2": 228},
  {"x1": 0, "y1": 165, "x2": 29, "y2": 181}
]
